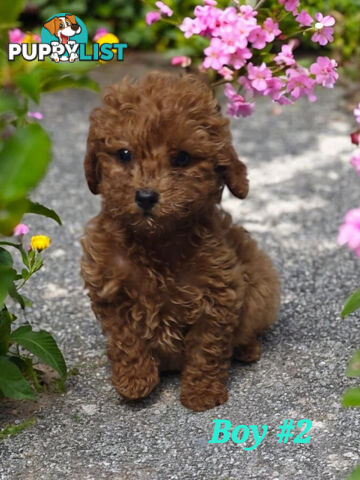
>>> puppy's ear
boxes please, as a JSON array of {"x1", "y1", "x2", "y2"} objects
[
  {"x1": 65, "y1": 14, "x2": 76, "y2": 24},
  {"x1": 84, "y1": 140, "x2": 100, "y2": 195},
  {"x1": 43, "y1": 18, "x2": 58, "y2": 36},
  {"x1": 217, "y1": 145, "x2": 249, "y2": 199}
]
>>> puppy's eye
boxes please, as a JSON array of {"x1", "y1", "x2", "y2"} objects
[
  {"x1": 116, "y1": 149, "x2": 132, "y2": 163},
  {"x1": 59, "y1": 23, "x2": 64, "y2": 28},
  {"x1": 172, "y1": 151, "x2": 191, "y2": 168}
]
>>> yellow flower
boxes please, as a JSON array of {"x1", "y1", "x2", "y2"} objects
[
  {"x1": 21, "y1": 33, "x2": 41, "y2": 44},
  {"x1": 31, "y1": 235, "x2": 51, "y2": 251},
  {"x1": 95, "y1": 33, "x2": 120, "y2": 64}
]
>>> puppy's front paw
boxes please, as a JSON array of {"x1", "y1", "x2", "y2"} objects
[
  {"x1": 111, "y1": 364, "x2": 159, "y2": 400},
  {"x1": 180, "y1": 381, "x2": 228, "y2": 412}
]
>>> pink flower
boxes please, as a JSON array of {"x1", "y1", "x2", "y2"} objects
[
  {"x1": 274, "y1": 44, "x2": 296, "y2": 66},
  {"x1": 93, "y1": 28, "x2": 109, "y2": 41},
  {"x1": 279, "y1": 0, "x2": 299, "y2": 14},
  {"x1": 247, "y1": 62, "x2": 272, "y2": 92},
  {"x1": 296, "y1": 10, "x2": 313, "y2": 27},
  {"x1": 354, "y1": 103, "x2": 360, "y2": 124},
  {"x1": 179, "y1": 17, "x2": 201, "y2": 38},
  {"x1": 194, "y1": 5, "x2": 222, "y2": 36},
  {"x1": 204, "y1": 0, "x2": 217, "y2": 5},
  {"x1": 146, "y1": 12, "x2": 161, "y2": 25},
  {"x1": 224, "y1": 84, "x2": 255, "y2": 117},
  {"x1": 248, "y1": 27, "x2": 268, "y2": 49},
  {"x1": 203, "y1": 37, "x2": 229, "y2": 71},
  {"x1": 312, "y1": 13, "x2": 335, "y2": 46},
  {"x1": 263, "y1": 18, "x2": 281, "y2": 43},
  {"x1": 8, "y1": 28, "x2": 25, "y2": 43},
  {"x1": 171, "y1": 56, "x2": 191, "y2": 67},
  {"x1": 351, "y1": 152, "x2": 360, "y2": 176},
  {"x1": 338, "y1": 208, "x2": 360, "y2": 257},
  {"x1": 238, "y1": 75, "x2": 255, "y2": 97},
  {"x1": 286, "y1": 67, "x2": 317, "y2": 101},
  {"x1": 310, "y1": 56, "x2": 338, "y2": 88},
  {"x1": 265, "y1": 77, "x2": 284, "y2": 100},
  {"x1": 220, "y1": 6, "x2": 239, "y2": 26},
  {"x1": 351, "y1": 131, "x2": 360, "y2": 146},
  {"x1": 155, "y1": 1, "x2": 173, "y2": 17},
  {"x1": 218, "y1": 24, "x2": 248, "y2": 53},
  {"x1": 239, "y1": 5, "x2": 257, "y2": 24},
  {"x1": 27, "y1": 111, "x2": 43, "y2": 120},
  {"x1": 14, "y1": 223, "x2": 30, "y2": 236},
  {"x1": 275, "y1": 93, "x2": 294, "y2": 105},
  {"x1": 219, "y1": 66, "x2": 234, "y2": 81},
  {"x1": 231, "y1": 47, "x2": 252, "y2": 70}
]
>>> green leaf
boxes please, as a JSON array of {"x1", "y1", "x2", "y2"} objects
[
  {"x1": 347, "y1": 350, "x2": 360, "y2": 378},
  {"x1": 342, "y1": 289, "x2": 360, "y2": 318},
  {"x1": 0, "y1": 417, "x2": 36, "y2": 440},
  {"x1": 0, "y1": 198, "x2": 30, "y2": 236},
  {"x1": 8, "y1": 283, "x2": 25, "y2": 309},
  {"x1": 0, "y1": 247, "x2": 13, "y2": 268},
  {"x1": 41, "y1": 75, "x2": 100, "y2": 94},
  {"x1": 0, "y1": 356, "x2": 35, "y2": 400},
  {"x1": 342, "y1": 388, "x2": 360, "y2": 408},
  {"x1": 0, "y1": 124, "x2": 51, "y2": 203},
  {"x1": 347, "y1": 464, "x2": 360, "y2": 480},
  {"x1": 27, "y1": 201, "x2": 62, "y2": 225},
  {"x1": 0, "y1": 247, "x2": 17, "y2": 308},
  {"x1": 10, "y1": 325, "x2": 67, "y2": 378},
  {"x1": 0, "y1": 308, "x2": 12, "y2": 355},
  {"x1": 0, "y1": 0, "x2": 25, "y2": 23},
  {"x1": 15, "y1": 72, "x2": 41, "y2": 104}
]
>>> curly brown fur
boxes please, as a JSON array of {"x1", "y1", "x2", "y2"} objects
[{"x1": 81, "y1": 72, "x2": 280, "y2": 411}]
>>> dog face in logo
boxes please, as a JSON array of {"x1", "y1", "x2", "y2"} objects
[
  {"x1": 43, "y1": 14, "x2": 81, "y2": 62},
  {"x1": 44, "y1": 14, "x2": 81, "y2": 44}
]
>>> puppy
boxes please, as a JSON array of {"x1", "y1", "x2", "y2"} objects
[
  {"x1": 81, "y1": 72, "x2": 280, "y2": 411},
  {"x1": 43, "y1": 14, "x2": 81, "y2": 62}
]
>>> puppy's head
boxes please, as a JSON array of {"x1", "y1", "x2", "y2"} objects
[{"x1": 84, "y1": 72, "x2": 248, "y2": 235}]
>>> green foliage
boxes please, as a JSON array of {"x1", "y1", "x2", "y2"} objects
[
  {"x1": 342, "y1": 289, "x2": 360, "y2": 318},
  {"x1": 342, "y1": 388, "x2": 360, "y2": 408},
  {"x1": 0, "y1": 240, "x2": 68, "y2": 400},
  {"x1": 0, "y1": 0, "x2": 101, "y2": 401},
  {"x1": 342, "y1": 290, "x2": 360, "y2": 410},
  {"x1": 0, "y1": 417, "x2": 36, "y2": 439},
  {"x1": 346, "y1": 350, "x2": 360, "y2": 378},
  {"x1": 348, "y1": 465, "x2": 360, "y2": 480},
  {"x1": 10, "y1": 325, "x2": 67, "y2": 379}
]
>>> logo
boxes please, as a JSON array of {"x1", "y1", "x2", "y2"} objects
[{"x1": 8, "y1": 13, "x2": 127, "y2": 63}]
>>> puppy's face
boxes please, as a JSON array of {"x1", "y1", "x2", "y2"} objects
[{"x1": 85, "y1": 73, "x2": 248, "y2": 235}]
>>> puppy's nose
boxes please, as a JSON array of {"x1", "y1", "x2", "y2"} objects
[
  {"x1": 71, "y1": 23, "x2": 79, "y2": 31},
  {"x1": 135, "y1": 189, "x2": 159, "y2": 211}
]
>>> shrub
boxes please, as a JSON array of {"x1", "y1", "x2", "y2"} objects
[{"x1": 0, "y1": 0, "x2": 98, "y2": 400}]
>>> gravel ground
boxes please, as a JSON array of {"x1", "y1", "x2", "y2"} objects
[{"x1": 1, "y1": 59, "x2": 360, "y2": 479}]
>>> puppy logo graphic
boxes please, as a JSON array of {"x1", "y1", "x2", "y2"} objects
[
  {"x1": 41, "y1": 13, "x2": 88, "y2": 62},
  {"x1": 8, "y1": 14, "x2": 127, "y2": 63}
]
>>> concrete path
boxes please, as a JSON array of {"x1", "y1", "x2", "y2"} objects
[{"x1": 1, "y1": 59, "x2": 359, "y2": 479}]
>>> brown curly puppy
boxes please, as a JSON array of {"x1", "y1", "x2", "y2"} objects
[{"x1": 81, "y1": 72, "x2": 280, "y2": 411}]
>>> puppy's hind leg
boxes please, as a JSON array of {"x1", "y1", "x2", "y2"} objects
[{"x1": 232, "y1": 235, "x2": 280, "y2": 363}]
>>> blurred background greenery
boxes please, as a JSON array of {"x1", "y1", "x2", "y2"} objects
[{"x1": 17, "y1": 0, "x2": 360, "y2": 78}]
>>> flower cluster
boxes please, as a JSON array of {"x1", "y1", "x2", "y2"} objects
[
  {"x1": 338, "y1": 104, "x2": 360, "y2": 257},
  {"x1": 8, "y1": 28, "x2": 40, "y2": 43},
  {"x1": 146, "y1": 0, "x2": 338, "y2": 117},
  {"x1": 13, "y1": 223, "x2": 51, "y2": 252}
]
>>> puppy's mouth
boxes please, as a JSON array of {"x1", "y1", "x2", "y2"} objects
[{"x1": 59, "y1": 32, "x2": 69, "y2": 44}]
